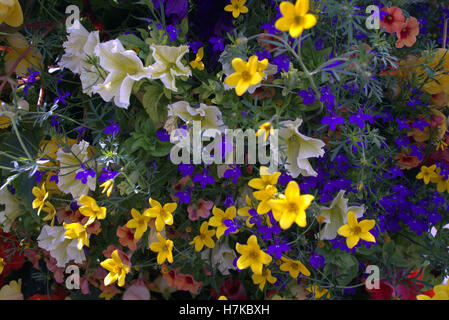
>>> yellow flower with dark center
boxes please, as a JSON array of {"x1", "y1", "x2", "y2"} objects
[
  {"x1": 0, "y1": 0, "x2": 23, "y2": 27},
  {"x1": 306, "y1": 285, "x2": 329, "y2": 299},
  {"x1": 268, "y1": 181, "x2": 314, "y2": 229},
  {"x1": 190, "y1": 47, "x2": 205, "y2": 70},
  {"x1": 224, "y1": 0, "x2": 249, "y2": 18},
  {"x1": 224, "y1": 56, "x2": 268, "y2": 96},
  {"x1": 416, "y1": 165, "x2": 438, "y2": 185},
  {"x1": 208, "y1": 206, "x2": 236, "y2": 239},
  {"x1": 251, "y1": 268, "x2": 277, "y2": 290},
  {"x1": 126, "y1": 208, "x2": 151, "y2": 240},
  {"x1": 248, "y1": 166, "x2": 281, "y2": 190},
  {"x1": 235, "y1": 235, "x2": 272, "y2": 275},
  {"x1": 150, "y1": 233, "x2": 174, "y2": 264},
  {"x1": 337, "y1": 211, "x2": 376, "y2": 249},
  {"x1": 100, "y1": 250, "x2": 130, "y2": 287},
  {"x1": 189, "y1": 221, "x2": 216, "y2": 252},
  {"x1": 275, "y1": 0, "x2": 317, "y2": 38},
  {"x1": 32, "y1": 183, "x2": 48, "y2": 216},
  {"x1": 4, "y1": 33, "x2": 42, "y2": 76},
  {"x1": 279, "y1": 256, "x2": 311, "y2": 278},
  {"x1": 63, "y1": 222, "x2": 89, "y2": 250},
  {"x1": 99, "y1": 179, "x2": 114, "y2": 198},
  {"x1": 79, "y1": 195, "x2": 107, "y2": 226},
  {"x1": 144, "y1": 198, "x2": 177, "y2": 232},
  {"x1": 256, "y1": 122, "x2": 274, "y2": 141}
]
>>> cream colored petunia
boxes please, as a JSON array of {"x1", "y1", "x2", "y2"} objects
[
  {"x1": 0, "y1": 0, "x2": 23, "y2": 27},
  {"x1": 149, "y1": 44, "x2": 192, "y2": 92},
  {"x1": 94, "y1": 39, "x2": 153, "y2": 108},
  {"x1": 0, "y1": 188, "x2": 22, "y2": 233}
]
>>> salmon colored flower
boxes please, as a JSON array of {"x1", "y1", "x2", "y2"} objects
[
  {"x1": 187, "y1": 199, "x2": 213, "y2": 221},
  {"x1": 175, "y1": 274, "x2": 203, "y2": 295},
  {"x1": 116, "y1": 225, "x2": 138, "y2": 251},
  {"x1": 380, "y1": 7, "x2": 404, "y2": 34},
  {"x1": 395, "y1": 17, "x2": 419, "y2": 49}
]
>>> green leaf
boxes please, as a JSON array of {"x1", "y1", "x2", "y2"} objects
[
  {"x1": 118, "y1": 34, "x2": 147, "y2": 51},
  {"x1": 142, "y1": 85, "x2": 167, "y2": 124}
]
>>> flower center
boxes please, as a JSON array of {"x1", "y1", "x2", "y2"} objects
[
  {"x1": 249, "y1": 249, "x2": 260, "y2": 260},
  {"x1": 287, "y1": 202, "x2": 298, "y2": 212},
  {"x1": 386, "y1": 15, "x2": 393, "y2": 22},
  {"x1": 294, "y1": 15, "x2": 304, "y2": 26},
  {"x1": 352, "y1": 226, "x2": 362, "y2": 235},
  {"x1": 241, "y1": 70, "x2": 251, "y2": 81}
]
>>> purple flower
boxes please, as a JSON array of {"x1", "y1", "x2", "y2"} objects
[
  {"x1": 209, "y1": 36, "x2": 225, "y2": 52},
  {"x1": 320, "y1": 85, "x2": 335, "y2": 111},
  {"x1": 23, "y1": 70, "x2": 39, "y2": 96},
  {"x1": 49, "y1": 171, "x2": 59, "y2": 184},
  {"x1": 278, "y1": 171, "x2": 293, "y2": 187},
  {"x1": 75, "y1": 165, "x2": 96, "y2": 184},
  {"x1": 395, "y1": 136, "x2": 409, "y2": 149},
  {"x1": 321, "y1": 115, "x2": 344, "y2": 131},
  {"x1": 33, "y1": 170, "x2": 46, "y2": 183},
  {"x1": 166, "y1": 24, "x2": 181, "y2": 42},
  {"x1": 178, "y1": 163, "x2": 195, "y2": 177},
  {"x1": 224, "y1": 193, "x2": 235, "y2": 207},
  {"x1": 156, "y1": 128, "x2": 170, "y2": 142},
  {"x1": 188, "y1": 41, "x2": 203, "y2": 54},
  {"x1": 104, "y1": 120, "x2": 120, "y2": 136},
  {"x1": 174, "y1": 187, "x2": 191, "y2": 205},
  {"x1": 248, "y1": 208, "x2": 262, "y2": 227},
  {"x1": 223, "y1": 165, "x2": 241, "y2": 184},
  {"x1": 223, "y1": 217, "x2": 241, "y2": 236},
  {"x1": 256, "y1": 50, "x2": 272, "y2": 61},
  {"x1": 192, "y1": 168, "x2": 215, "y2": 188},
  {"x1": 348, "y1": 112, "x2": 375, "y2": 129},
  {"x1": 309, "y1": 252, "x2": 325, "y2": 269},
  {"x1": 298, "y1": 88, "x2": 316, "y2": 105},
  {"x1": 76, "y1": 126, "x2": 88, "y2": 138},
  {"x1": 411, "y1": 119, "x2": 429, "y2": 132},
  {"x1": 50, "y1": 116, "x2": 61, "y2": 132},
  {"x1": 98, "y1": 168, "x2": 119, "y2": 183},
  {"x1": 272, "y1": 54, "x2": 290, "y2": 72},
  {"x1": 53, "y1": 90, "x2": 70, "y2": 105},
  {"x1": 261, "y1": 22, "x2": 279, "y2": 35},
  {"x1": 267, "y1": 237, "x2": 290, "y2": 259}
]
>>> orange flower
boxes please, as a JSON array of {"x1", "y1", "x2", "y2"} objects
[
  {"x1": 116, "y1": 225, "x2": 138, "y2": 251},
  {"x1": 175, "y1": 274, "x2": 202, "y2": 295},
  {"x1": 187, "y1": 199, "x2": 213, "y2": 221},
  {"x1": 395, "y1": 17, "x2": 419, "y2": 49},
  {"x1": 380, "y1": 7, "x2": 404, "y2": 34},
  {"x1": 395, "y1": 149, "x2": 421, "y2": 170}
]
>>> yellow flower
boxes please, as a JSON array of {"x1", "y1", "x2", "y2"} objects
[
  {"x1": 208, "y1": 206, "x2": 237, "y2": 239},
  {"x1": 306, "y1": 285, "x2": 329, "y2": 299},
  {"x1": 150, "y1": 233, "x2": 174, "y2": 264},
  {"x1": 224, "y1": 56, "x2": 268, "y2": 96},
  {"x1": 32, "y1": 183, "x2": 48, "y2": 216},
  {"x1": 279, "y1": 256, "x2": 310, "y2": 278},
  {"x1": 416, "y1": 165, "x2": 438, "y2": 185},
  {"x1": 0, "y1": 0, "x2": 23, "y2": 27},
  {"x1": 268, "y1": 181, "x2": 314, "y2": 229},
  {"x1": 237, "y1": 195, "x2": 257, "y2": 228},
  {"x1": 0, "y1": 258, "x2": 5, "y2": 275},
  {"x1": 251, "y1": 268, "x2": 277, "y2": 291},
  {"x1": 337, "y1": 211, "x2": 376, "y2": 249},
  {"x1": 275, "y1": 0, "x2": 317, "y2": 38},
  {"x1": 0, "y1": 279, "x2": 23, "y2": 300},
  {"x1": 0, "y1": 102, "x2": 13, "y2": 129},
  {"x1": 218, "y1": 295, "x2": 228, "y2": 300},
  {"x1": 253, "y1": 185, "x2": 278, "y2": 215},
  {"x1": 100, "y1": 250, "x2": 130, "y2": 287},
  {"x1": 63, "y1": 222, "x2": 89, "y2": 250},
  {"x1": 436, "y1": 140, "x2": 447, "y2": 151},
  {"x1": 99, "y1": 179, "x2": 114, "y2": 198},
  {"x1": 79, "y1": 195, "x2": 107, "y2": 226},
  {"x1": 126, "y1": 208, "x2": 151, "y2": 240},
  {"x1": 41, "y1": 201, "x2": 56, "y2": 226},
  {"x1": 256, "y1": 122, "x2": 274, "y2": 142},
  {"x1": 144, "y1": 198, "x2": 177, "y2": 232},
  {"x1": 235, "y1": 235, "x2": 272, "y2": 275},
  {"x1": 189, "y1": 221, "x2": 216, "y2": 252},
  {"x1": 417, "y1": 283, "x2": 449, "y2": 300},
  {"x1": 248, "y1": 166, "x2": 281, "y2": 190},
  {"x1": 190, "y1": 47, "x2": 205, "y2": 71},
  {"x1": 4, "y1": 33, "x2": 42, "y2": 76},
  {"x1": 224, "y1": 0, "x2": 249, "y2": 18},
  {"x1": 431, "y1": 167, "x2": 448, "y2": 193}
]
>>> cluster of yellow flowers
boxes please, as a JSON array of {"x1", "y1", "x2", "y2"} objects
[{"x1": 416, "y1": 164, "x2": 449, "y2": 193}]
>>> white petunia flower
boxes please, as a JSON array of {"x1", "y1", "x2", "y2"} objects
[
  {"x1": 0, "y1": 188, "x2": 22, "y2": 233},
  {"x1": 167, "y1": 101, "x2": 225, "y2": 131},
  {"x1": 276, "y1": 118, "x2": 325, "y2": 178},
  {"x1": 59, "y1": 23, "x2": 100, "y2": 75},
  {"x1": 149, "y1": 45, "x2": 191, "y2": 92},
  {"x1": 37, "y1": 225, "x2": 86, "y2": 268},
  {"x1": 318, "y1": 190, "x2": 365, "y2": 240},
  {"x1": 80, "y1": 64, "x2": 107, "y2": 97},
  {"x1": 201, "y1": 238, "x2": 237, "y2": 275},
  {"x1": 94, "y1": 39, "x2": 153, "y2": 109},
  {"x1": 56, "y1": 140, "x2": 96, "y2": 202}
]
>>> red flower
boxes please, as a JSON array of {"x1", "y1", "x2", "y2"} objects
[
  {"x1": 380, "y1": 7, "x2": 405, "y2": 34},
  {"x1": 395, "y1": 17, "x2": 420, "y2": 49},
  {"x1": 211, "y1": 278, "x2": 247, "y2": 300},
  {"x1": 0, "y1": 229, "x2": 25, "y2": 287}
]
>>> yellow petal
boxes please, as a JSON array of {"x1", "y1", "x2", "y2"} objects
[
  {"x1": 279, "y1": 1, "x2": 295, "y2": 16},
  {"x1": 346, "y1": 235, "x2": 360, "y2": 249},
  {"x1": 275, "y1": 17, "x2": 293, "y2": 32},
  {"x1": 285, "y1": 181, "x2": 300, "y2": 200},
  {"x1": 295, "y1": 0, "x2": 309, "y2": 16},
  {"x1": 224, "y1": 72, "x2": 241, "y2": 87},
  {"x1": 302, "y1": 14, "x2": 317, "y2": 29},
  {"x1": 289, "y1": 25, "x2": 304, "y2": 38},
  {"x1": 231, "y1": 58, "x2": 246, "y2": 73}
]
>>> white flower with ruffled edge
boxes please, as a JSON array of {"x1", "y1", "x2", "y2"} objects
[
  {"x1": 59, "y1": 23, "x2": 100, "y2": 75},
  {"x1": 167, "y1": 101, "x2": 225, "y2": 131},
  {"x1": 94, "y1": 39, "x2": 153, "y2": 109},
  {"x1": 201, "y1": 238, "x2": 237, "y2": 275},
  {"x1": 149, "y1": 45, "x2": 191, "y2": 92},
  {"x1": 276, "y1": 118, "x2": 325, "y2": 178},
  {"x1": 318, "y1": 190, "x2": 365, "y2": 240},
  {"x1": 37, "y1": 225, "x2": 86, "y2": 268},
  {"x1": 56, "y1": 140, "x2": 96, "y2": 202},
  {"x1": 0, "y1": 188, "x2": 22, "y2": 233}
]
